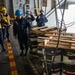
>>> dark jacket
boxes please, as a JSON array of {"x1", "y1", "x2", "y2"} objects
[
  {"x1": 25, "y1": 15, "x2": 35, "y2": 27},
  {"x1": 13, "y1": 17, "x2": 31, "y2": 37},
  {"x1": 36, "y1": 14, "x2": 48, "y2": 27}
]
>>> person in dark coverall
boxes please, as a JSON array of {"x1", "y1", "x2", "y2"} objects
[
  {"x1": 13, "y1": 10, "x2": 32, "y2": 56},
  {"x1": 25, "y1": 10, "x2": 35, "y2": 28},
  {"x1": 36, "y1": 9, "x2": 48, "y2": 27}
]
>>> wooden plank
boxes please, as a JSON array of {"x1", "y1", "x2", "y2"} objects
[
  {"x1": 38, "y1": 35, "x2": 75, "y2": 40},
  {"x1": 47, "y1": 31, "x2": 75, "y2": 36},
  {"x1": 38, "y1": 43, "x2": 75, "y2": 50},
  {"x1": 48, "y1": 41, "x2": 70, "y2": 46},
  {"x1": 54, "y1": 35, "x2": 75, "y2": 38},
  {"x1": 32, "y1": 26, "x2": 48, "y2": 30},
  {"x1": 52, "y1": 37, "x2": 71, "y2": 40},
  {"x1": 38, "y1": 37, "x2": 75, "y2": 44},
  {"x1": 40, "y1": 27, "x2": 57, "y2": 31},
  {"x1": 38, "y1": 43, "x2": 70, "y2": 49}
]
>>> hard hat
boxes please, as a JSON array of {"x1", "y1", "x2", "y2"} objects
[
  {"x1": 15, "y1": 10, "x2": 22, "y2": 16},
  {"x1": 40, "y1": 9, "x2": 44, "y2": 12},
  {"x1": 2, "y1": 7, "x2": 7, "y2": 11},
  {"x1": 26, "y1": 10, "x2": 30, "y2": 15}
]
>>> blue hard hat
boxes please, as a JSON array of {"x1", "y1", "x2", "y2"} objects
[
  {"x1": 40, "y1": 9, "x2": 44, "y2": 12},
  {"x1": 15, "y1": 10, "x2": 22, "y2": 16},
  {"x1": 26, "y1": 10, "x2": 30, "y2": 15}
]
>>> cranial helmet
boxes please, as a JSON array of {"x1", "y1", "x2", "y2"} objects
[{"x1": 15, "y1": 10, "x2": 22, "y2": 16}]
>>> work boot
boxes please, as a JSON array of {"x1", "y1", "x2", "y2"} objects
[
  {"x1": 20, "y1": 50, "x2": 23, "y2": 56},
  {"x1": 24, "y1": 50, "x2": 28, "y2": 56},
  {"x1": 24, "y1": 52, "x2": 27, "y2": 56},
  {"x1": 1, "y1": 48, "x2": 6, "y2": 52},
  {"x1": 8, "y1": 39, "x2": 10, "y2": 42}
]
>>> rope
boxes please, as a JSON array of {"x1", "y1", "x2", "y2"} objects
[{"x1": 58, "y1": 20, "x2": 75, "y2": 28}]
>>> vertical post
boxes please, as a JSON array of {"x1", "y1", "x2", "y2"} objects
[
  {"x1": 34, "y1": 0, "x2": 37, "y2": 15},
  {"x1": 51, "y1": 0, "x2": 55, "y2": 10},
  {"x1": 44, "y1": 3, "x2": 47, "y2": 14},
  {"x1": 54, "y1": 0, "x2": 59, "y2": 28},
  {"x1": 38, "y1": 0, "x2": 39, "y2": 11},
  {"x1": 43, "y1": 40, "x2": 49, "y2": 75},
  {"x1": 60, "y1": 49, "x2": 63, "y2": 75}
]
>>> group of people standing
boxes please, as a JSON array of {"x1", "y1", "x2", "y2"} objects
[{"x1": 0, "y1": 7, "x2": 48, "y2": 56}]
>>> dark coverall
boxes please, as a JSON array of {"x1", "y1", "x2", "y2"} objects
[
  {"x1": 25, "y1": 15, "x2": 35, "y2": 50},
  {"x1": 13, "y1": 17, "x2": 31, "y2": 55},
  {"x1": 36, "y1": 14, "x2": 48, "y2": 27}
]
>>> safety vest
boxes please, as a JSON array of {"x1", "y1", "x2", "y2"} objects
[{"x1": 1, "y1": 13, "x2": 10, "y2": 26}]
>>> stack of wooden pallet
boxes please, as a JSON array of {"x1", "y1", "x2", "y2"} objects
[
  {"x1": 38, "y1": 32, "x2": 75, "y2": 50},
  {"x1": 37, "y1": 31, "x2": 75, "y2": 75},
  {"x1": 29, "y1": 26, "x2": 75, "y2": 75}
]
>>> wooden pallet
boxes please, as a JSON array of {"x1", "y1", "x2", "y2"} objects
[
  {"x1": 38, "y1": 36, "x2": 75, "y2": 50},
  {"x1": 30, "y1": 26, "x2": 75, "y2": 50},
  {"x1": 30, "y1": 26, "x2": 58, "y2": 35}
]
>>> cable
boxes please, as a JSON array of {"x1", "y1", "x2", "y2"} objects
[
  {"x1": 66, "y1": 22, "x2": 75, "y2": 28},
  {"x1": 58, "y1": 20, "x2": 75, "y2": 28},
  {"x1": 45, "y1": 0, "x2": 63, "y2": 16},
  {"x1": 48, "y1": 0, "x2": 67, "y2": 75}
]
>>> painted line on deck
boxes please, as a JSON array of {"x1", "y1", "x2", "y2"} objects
[{"x1": 7, "y1": 42, "x2": 18, "y2": 75}]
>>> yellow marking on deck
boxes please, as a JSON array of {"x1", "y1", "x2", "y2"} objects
[
  {"x1": 7, "y1": 42, "x2": 18, "y2": 75},
  {"x1": 8, "y1": 51, "x2": 13, "y2": 53},
  {"x1": 9, "y1": 55, "x2": 14, "y2": 59},
  {"x1": 11, "y1": 70, "x2": 18, "y2": 75},
  {"x1": 10, "y1": 62, "x2": 16, "y2": 67}
]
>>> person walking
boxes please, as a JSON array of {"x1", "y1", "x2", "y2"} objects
[{"x1": 13, "y1": 10, "x2": 32, "y2": 56}]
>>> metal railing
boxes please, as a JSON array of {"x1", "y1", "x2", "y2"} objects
[{"x1": 45, "y1": 0, "x2": 65, "y2": 18}]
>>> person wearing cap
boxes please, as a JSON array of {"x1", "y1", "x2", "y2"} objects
[
  {"x1": 1, "y1": 7, "x2": 11, "y2": 42},
  {"x1": 36, "y1": 9, "x2": 48, "y2": 27},
  {"x1": 13, "y1": 10, "x2": 32, "y2": 56},
  {"x1": 25, "y1": 10, "x2": 35, "y2": 27}
]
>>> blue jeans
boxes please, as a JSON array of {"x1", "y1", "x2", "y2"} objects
[{"x1": 2, "y1": 26, "x2": 9, "y2": 41}]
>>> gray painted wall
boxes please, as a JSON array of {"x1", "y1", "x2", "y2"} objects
[{"x1": 4, "y1": 0, "x2": 13, "y2": 18}]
